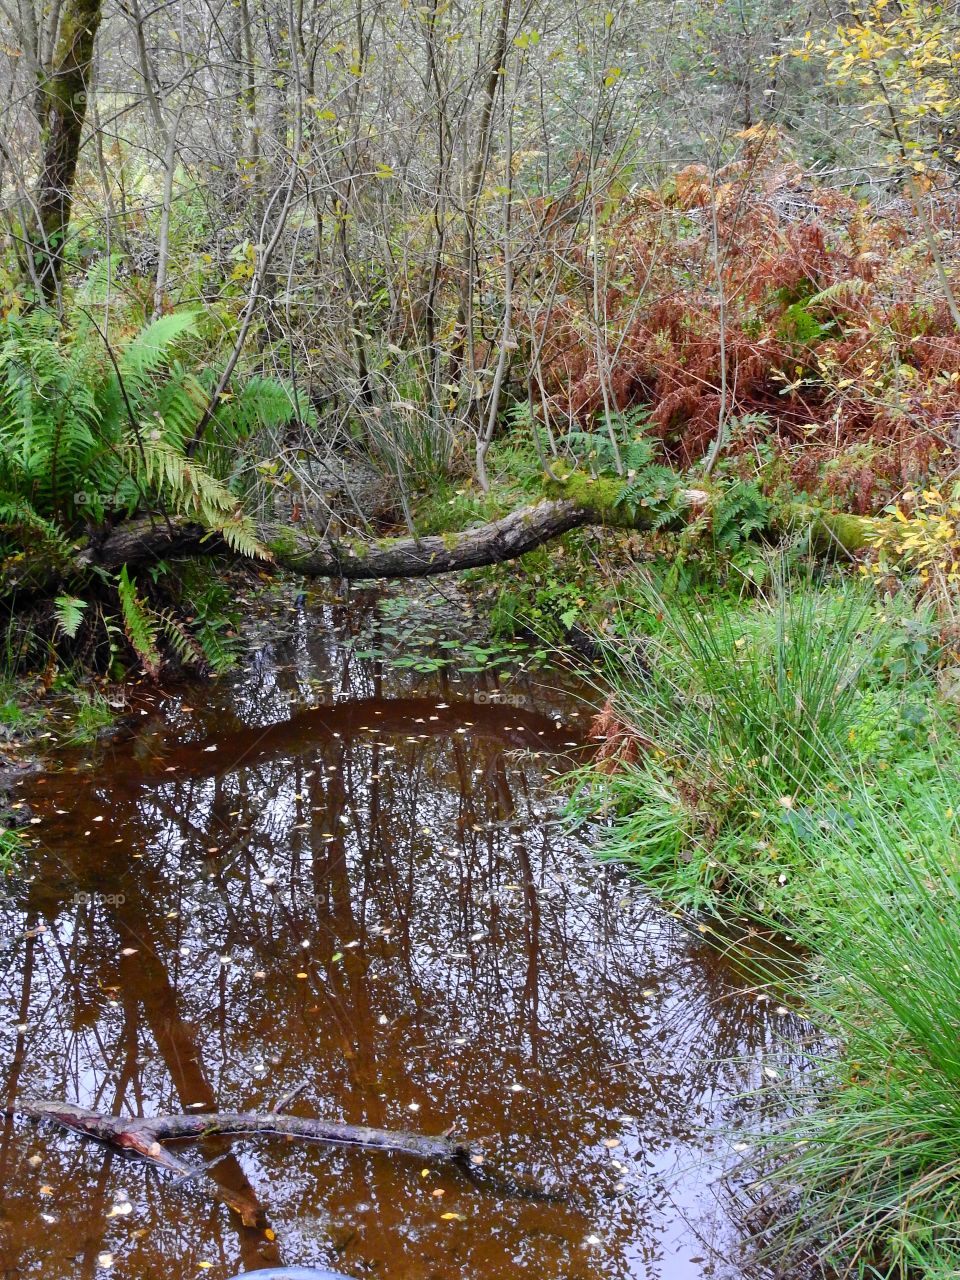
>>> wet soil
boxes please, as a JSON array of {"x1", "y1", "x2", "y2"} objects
[{"x1": 0, "y1": 591, "x2": 797, "y2": 1280}]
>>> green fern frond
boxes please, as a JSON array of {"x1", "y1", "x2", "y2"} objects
[
  {"x1": 132, "y1": 434, "x2": 271, "y2": 558},
  {"x1": 615, "y1": 466, "x2": 681, "y2": 519},
  {"x1": 216, "y1": 513, "x2": 270, "y2": 559},
  {"x1": 807, "y1": 278, "x2": 869, "y2": 309},
  {"x1": 0, "y1": 495, "x2": 76, "y2": 563},
  {"x1": 154, "y1": 609, "x2": 207, "y2": 669},
  {"x1": 151, "y1": 372, "x2": 207, "y2": 448},
  {"x1": 117, "y1": 565, "x2": 162, "y2": 676},
  {"x1": 53, "y1": 595, "x2": 87, "y2": 638},
  {"x1": 118, "y1": 311, "x2": 199, "y2": 385},
  {"x1": 194, "y1": 620, "x2": 238, "y2": 673}
]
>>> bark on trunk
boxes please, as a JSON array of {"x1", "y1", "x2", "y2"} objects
[
  {"x1": 1, "y1": 484, "x2": 876, "y2": 605},
  {"x1": 32, "y1": 0, "x2": 103, "y2": 298},
  {"x1": 34, "y1": 488, "x2": 707, "y2": 585}
]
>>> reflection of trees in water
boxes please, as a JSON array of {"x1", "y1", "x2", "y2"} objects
[{"x1": 0, "y1": 621, "x2": 798, "y2": 1279}]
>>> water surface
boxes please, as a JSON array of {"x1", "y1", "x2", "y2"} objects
[{"x1": 0, "y1": 591, "x2": 794, "y2": 1279}]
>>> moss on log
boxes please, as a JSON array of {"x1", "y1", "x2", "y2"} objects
[{"x1": 1, "y1": 472, "x2": 883, "y2": 602}]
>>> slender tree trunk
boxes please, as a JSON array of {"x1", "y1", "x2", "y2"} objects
[
  {"x1": 32, "y1": 0, "x2": 103, "y2": 300},
  {"x1": 447, "y1": 0, "x2": 512, "y2": 401}
]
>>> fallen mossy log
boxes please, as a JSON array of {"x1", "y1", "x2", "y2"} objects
[
  {"x1": 0, "y1": 480, "x2": 709, "y2": 599},
  {"x1": 1, "y1": 475, "x2": 880, "y2": 604},
  {"x1": 15, "y1": 1098, "x2": 472, "y2": 1164}
]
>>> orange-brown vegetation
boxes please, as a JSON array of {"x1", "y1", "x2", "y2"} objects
[{"x1": 530, "y1": 131, "x2": 956, "y2": 512}]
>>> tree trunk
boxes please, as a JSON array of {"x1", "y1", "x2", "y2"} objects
[
  {"x1": 31, "y1": 0, "x2": 103, "y2": 300},
  {"x1": 1, "y1": 484, "x2": 881, "y2": 605}
]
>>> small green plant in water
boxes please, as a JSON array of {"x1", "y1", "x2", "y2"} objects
[{"x1": 348, "y1": 591, "x2": 546, "y2": 676}]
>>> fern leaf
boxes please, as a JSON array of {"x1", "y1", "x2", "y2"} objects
[
  {"x1": 132, "y1": 435, "x2": 271, "y2": 558},
  {"x1": 0, "y1": 496, "x2": 75, "y2": 563},
  {"x1": 118, "y1": 311, "x2": 199, "y2": 384},
  {"x1": 54, "y1": 595, "x2": 88, "y2": 638},
  {"x1": 195, "y1": 620, "x2": 238, "y2": 674},
  {"x1": 117, "y1": 566, "x2": 162, "y2": 676},
  {"x1": 155, "y1": 609, "x2": 207, "y2": 670}
]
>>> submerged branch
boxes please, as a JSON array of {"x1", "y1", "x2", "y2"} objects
[
  {"x1": 13, "y1": 1098, "x2": 473, "y2": 1220},
  {"x1": 15, "y1": 1098, "x2": 472, "y2": 1163}
]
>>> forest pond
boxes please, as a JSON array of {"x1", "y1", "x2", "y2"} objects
[{"x1": 0, "y1": 590, "x2": 794, "y2": 1280}]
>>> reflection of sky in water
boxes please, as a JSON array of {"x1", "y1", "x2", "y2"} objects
[{"x1": 0, "y1": 597, "x2": 803, "y2": 1280}]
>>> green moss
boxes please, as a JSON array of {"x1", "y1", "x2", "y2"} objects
[
  {"x1": 786, "y1": 504, "x2": 874, "y2": 553},
  {"x1": 267, "y1": 528, "x2": 299, "y2": 557},
  {"x1": 543, "y1": 469, "x2": 631, "y2": 520}
]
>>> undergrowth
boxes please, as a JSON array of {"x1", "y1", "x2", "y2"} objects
[
  {"x1": 748, "y1": 774, "x2": 960, "y2": 1278},
  {"x1": 569, "y1": 552, "x2": 960, "y2": 1276},
  {"x1": 566, "y1": 562, "x2": 944, "y2": 911}
]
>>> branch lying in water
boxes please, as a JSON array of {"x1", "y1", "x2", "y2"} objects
[{"x1": 13, "y1": 1099, "x2": 473, "y2": 1220}]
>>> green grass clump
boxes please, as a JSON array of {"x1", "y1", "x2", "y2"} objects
[
  {"x1": 572, "y1": 555, "x2": 960, "y2": 1275},
  {"x1": 752, "y1": 776, "x2": 960, "y2": 1277},
  {"x1": 570, "y1": 563, "x2": 938, "y2": 910}
]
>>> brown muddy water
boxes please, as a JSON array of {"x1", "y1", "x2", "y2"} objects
[{"x1": 0, "y1": 591, "x2": 798, "y2": 1280}]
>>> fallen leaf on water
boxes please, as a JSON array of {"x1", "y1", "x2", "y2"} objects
[
  {"x1": 602, "y1": 1138, "x2": 620, "y2": 1149},
  {"x1": 432, "y1": 1188, "x2": 445, "y2": 1198},
  {"x1": 264, "y1": 1228, "x2": 276, "y2": 1241},
  {"x1": 121, "y1": 948, "x2": 138, "y2": 956},
  {"x1": 441, "y1": 1212, "x2": 464, "y2": 1220},
  {"x1": 96, "y1": 1254, "x2": 113, "y2": 1269},
  {"x1": 296, "y1": 971, "x2": 308, "y2": 979}
]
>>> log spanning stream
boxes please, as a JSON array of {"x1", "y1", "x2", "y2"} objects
[{"x1": 0, "y1": 590, "x2": 798, "y2": 1279}]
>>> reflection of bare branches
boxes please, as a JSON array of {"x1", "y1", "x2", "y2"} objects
[{"x1": 0, "y1": 624, "x2": 798, "y2": 1279}]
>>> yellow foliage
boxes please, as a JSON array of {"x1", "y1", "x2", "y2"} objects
[
  {"x1": 794, "y1": 2, "x2": 960, "y2": 174},
  {"x1": 867, "y1": 483, "x2": 960, "y2": 590}
]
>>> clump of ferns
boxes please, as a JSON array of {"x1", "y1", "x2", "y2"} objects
[{"x1": 0, "y1": 280, "x2": 308, "y2": 676}]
